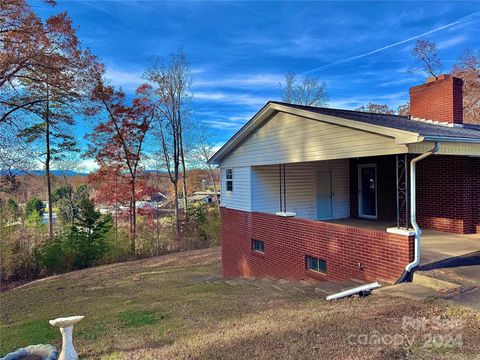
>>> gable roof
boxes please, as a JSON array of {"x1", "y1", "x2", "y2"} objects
[
  {"x1": 209, "y1": 101, "x2": 480, "y2": 164},
  {"x1": 271, "y1": 102, "x2": 480, "y2": 140}
]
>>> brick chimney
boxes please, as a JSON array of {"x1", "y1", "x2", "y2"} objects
[{"x1": 409, "y1": 74, "x2": 463, "y2": 125}]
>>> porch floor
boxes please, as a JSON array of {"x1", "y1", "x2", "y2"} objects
[{"x1": 323, "y1": 218, "x2": 480, "y2": 266}]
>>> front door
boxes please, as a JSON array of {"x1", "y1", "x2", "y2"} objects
[
  {"x1": 316, "y1": 169, "x2": 333, "y2": 219},
  {"x1": 358, "y1": 164, "x2": 377, "y2": 219}
]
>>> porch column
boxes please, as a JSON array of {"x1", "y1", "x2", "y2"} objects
[
  {"x1": 396, "y1": 154, "x2": 409, "y2": 229},
  {"x1": 276, "y1": 163, "x2": 296, "y2": 217}
]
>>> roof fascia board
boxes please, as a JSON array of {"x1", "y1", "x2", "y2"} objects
[
  {"x1": 409, "y1": 141, "x2": 480, "y2": 156},
  {"x1": 422, "y1": 136, "x2": 480, "y2": 144}
]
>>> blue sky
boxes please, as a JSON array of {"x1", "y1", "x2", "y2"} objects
[{"x1": 34, "y1": 0, "x2": 480, "y2": 168}]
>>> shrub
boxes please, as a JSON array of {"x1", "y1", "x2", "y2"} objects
[{"x1": 25, "y1": 198, "x2": 45, "y2": 217}]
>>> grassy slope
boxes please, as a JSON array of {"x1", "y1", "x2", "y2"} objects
[{"x1": 1, "y1": 247, "x2": 479, "y2": 359}]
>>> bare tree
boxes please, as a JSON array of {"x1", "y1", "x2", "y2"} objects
[
  {"x1": 452, "y1": 48, "x2": 480, "y2": 125},
  {"x1": 281, "y1": 72, "x2": 328, "y2": 106},
  {"x1": 396, "y1": 103, "x2": 410, "y2": 116},
  {"x1": 355, "y1": 103, "x2": 395, "y2": 114},
  {"x1": 144, "y1": 50, "x2": 192, "y2": 231},
  {"x1": 191, "y1": 120, "x2": 219, "y2": 209},
  {"x1": 0, "y1": 130, "x2": 35, "y2": 193},
  {"x1": 410, "y1": 40, "x2": 443, "y2": 78}
]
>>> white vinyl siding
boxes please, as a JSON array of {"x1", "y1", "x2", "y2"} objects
[
  {"x1": 251, "y1": 160, "x2": 350, "y2": 220},
  {"x1": 220, "y1": 167, "x2": 252, "y2": 211},
  {"x1": 221, "y1": 112, "x2": 407, "y2": 167}
]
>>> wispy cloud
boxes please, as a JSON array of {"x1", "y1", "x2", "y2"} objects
[
  {"x1": 205, "y1": 120, "x2": 244, "y2": 130},
  {"x1": 195, "y1": 73, "x2": 283, "y2": 89},
  {"x1": 78, "y1": 159, "x2": 99, "y2": 173},
  {"x1": 437, "y1": 35, "x2": 466, "y2": 50},
  {"x1": 104, "y1": 67, "x2": 144, "y2": 92},
  {"x1": 304, "y1": 11, "x2": 480, "y2": 74},
  {"x1": 194, "y1": 91, "x2": 270, "y2": 107},
  {"x1": 330, "y1": 91, "x2": 408, "y2": 110}
]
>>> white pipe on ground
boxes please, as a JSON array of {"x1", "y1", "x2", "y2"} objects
[
  {"x1": 405, "y1": 142, "x2": 440, "y2": 273},
  {"x1": 326, "y1": 282, "x2": 381, "y2": 301}
]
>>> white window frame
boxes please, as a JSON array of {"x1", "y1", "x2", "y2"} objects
[{"x1": 225, "y1": 168, "x2": 233, "y2": 192}]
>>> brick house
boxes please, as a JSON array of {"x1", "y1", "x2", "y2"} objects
[{"x1": 208, "y1": 75, "x2": 480, "y2": 284}]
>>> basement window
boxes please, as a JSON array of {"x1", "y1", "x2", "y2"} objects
[
  {"x1": 252, "y1": 239, "x2": 265, "y2": 253},
  {"x1": 226, "y1": 169, "x2": 233, "y2": 191},
  {"x1": 306, "y1": 256, "x2": 327, "y2": 274}
]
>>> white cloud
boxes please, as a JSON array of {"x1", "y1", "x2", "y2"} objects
[
  {"x1": 195, "y1": 73, "x2": 283, "y2": 89},
  {"x1": 194, "y1": 91, "x2": 269, "y2": 107},
  {"x1": 77, "y1": 159, "x2": 99, "y2": 173},
  {"x1": 437, "y1": 35, "x2": 466, "y2": 50},
  {"x1": 330, "y1": 91, "x2": 408, "y2": 110},
  {"x1": 104, "y1": 67, "x2": 144, "y2": 92},
  {"x1": 205, "y1": 120, "x2": 244, "y2": 130}
]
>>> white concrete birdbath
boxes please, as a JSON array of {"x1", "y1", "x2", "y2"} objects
[{"x1": 49, "y1": 316, "x2": 84, "y2": 360}]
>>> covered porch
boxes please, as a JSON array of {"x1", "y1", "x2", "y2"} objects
[
  {"x1": 251, "y1": 153, "x2": 479, "y2": 235},
  {"x1": 324, "y1": 217, "x2": 480, "y2": 266}
]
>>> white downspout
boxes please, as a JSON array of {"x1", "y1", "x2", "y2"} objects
[{"x1": 404, "y1": 142, "x2": 440, "y2": 273}]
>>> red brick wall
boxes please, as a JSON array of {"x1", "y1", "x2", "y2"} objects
[
  {"x1": 410, "y1": 75, "x2": 463, "y2": 124},
  {"x1": 221, "y1": 208, "x2": 414, "y2": 283},
  {"x1": 416, "y1": 155, "x2": 480, "y2": 234}
]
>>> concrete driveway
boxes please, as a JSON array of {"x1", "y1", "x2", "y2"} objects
[{"x1": 420, "y1": 230, "x2": 480, "y2": 265}]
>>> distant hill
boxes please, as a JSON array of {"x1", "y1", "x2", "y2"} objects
[{"x1": 0, "y1": 169, "x2": 88, "y2": 177}]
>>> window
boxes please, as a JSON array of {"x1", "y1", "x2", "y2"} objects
[
  {"x1": 306, "y1": 256, "x2": 326, "y2": 273},
  {"x1": 252, "y1": 239, "x2": 265, "y2": 253},
  {"x1": 226, "y1": 169, "x2": 233, "y2": 191}
]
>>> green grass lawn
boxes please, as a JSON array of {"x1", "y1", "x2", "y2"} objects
[{"x1": 1, "y1": 247, "x2": 479, "y2": 359}]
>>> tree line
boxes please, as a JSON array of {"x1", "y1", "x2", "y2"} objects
[{"x1": 1, "y1": 0, "x2": 220, "y2": 286}]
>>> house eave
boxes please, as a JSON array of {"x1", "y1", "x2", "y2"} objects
[{"x1": 208, "y1": 102, "x2": 480, "y2": 166}]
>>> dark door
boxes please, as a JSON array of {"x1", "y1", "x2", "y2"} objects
[{"x1": 358, "y1": 165, "x2": 377, "y2": 218}]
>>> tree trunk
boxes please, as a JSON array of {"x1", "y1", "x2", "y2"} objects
[
  {"x1": 173, "y1": 180, "x2": 179, "y2": 233},
  {"x1": 115, "y1": 175, "x2": 118, "y2": 246},
  {"x1": 179, "y1": 118, "x2": 188, "y2": 221},
  {"x1": 130, "y1": 178, "x2": 136, "y2": 254},
  {"x1": 181, "y1": 162, "x2": 188, "y2": 218},
  {"x1": 45, "y1": 90, "x2": 53, "y2": 240},
  {"x1": 62, "y1": 173, "x2": 75, "y2": 230}
]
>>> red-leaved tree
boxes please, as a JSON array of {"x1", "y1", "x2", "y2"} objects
[{"x1": 86, "y1": 81, "x2": 154, "y2": 253}]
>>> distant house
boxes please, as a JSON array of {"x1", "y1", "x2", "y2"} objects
[
  {"x1": 208, "y1": 75, "x2": 480, "y2": 284},
  {"x1": 190, "y1": 190, "x2": 220, "y2": 204},
  {"x1": 42, "y1": 212, "x2": 57, "y2": 225},
  {"x1": 149, "y1": 192, "x2": 167, "y2": 203}
]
